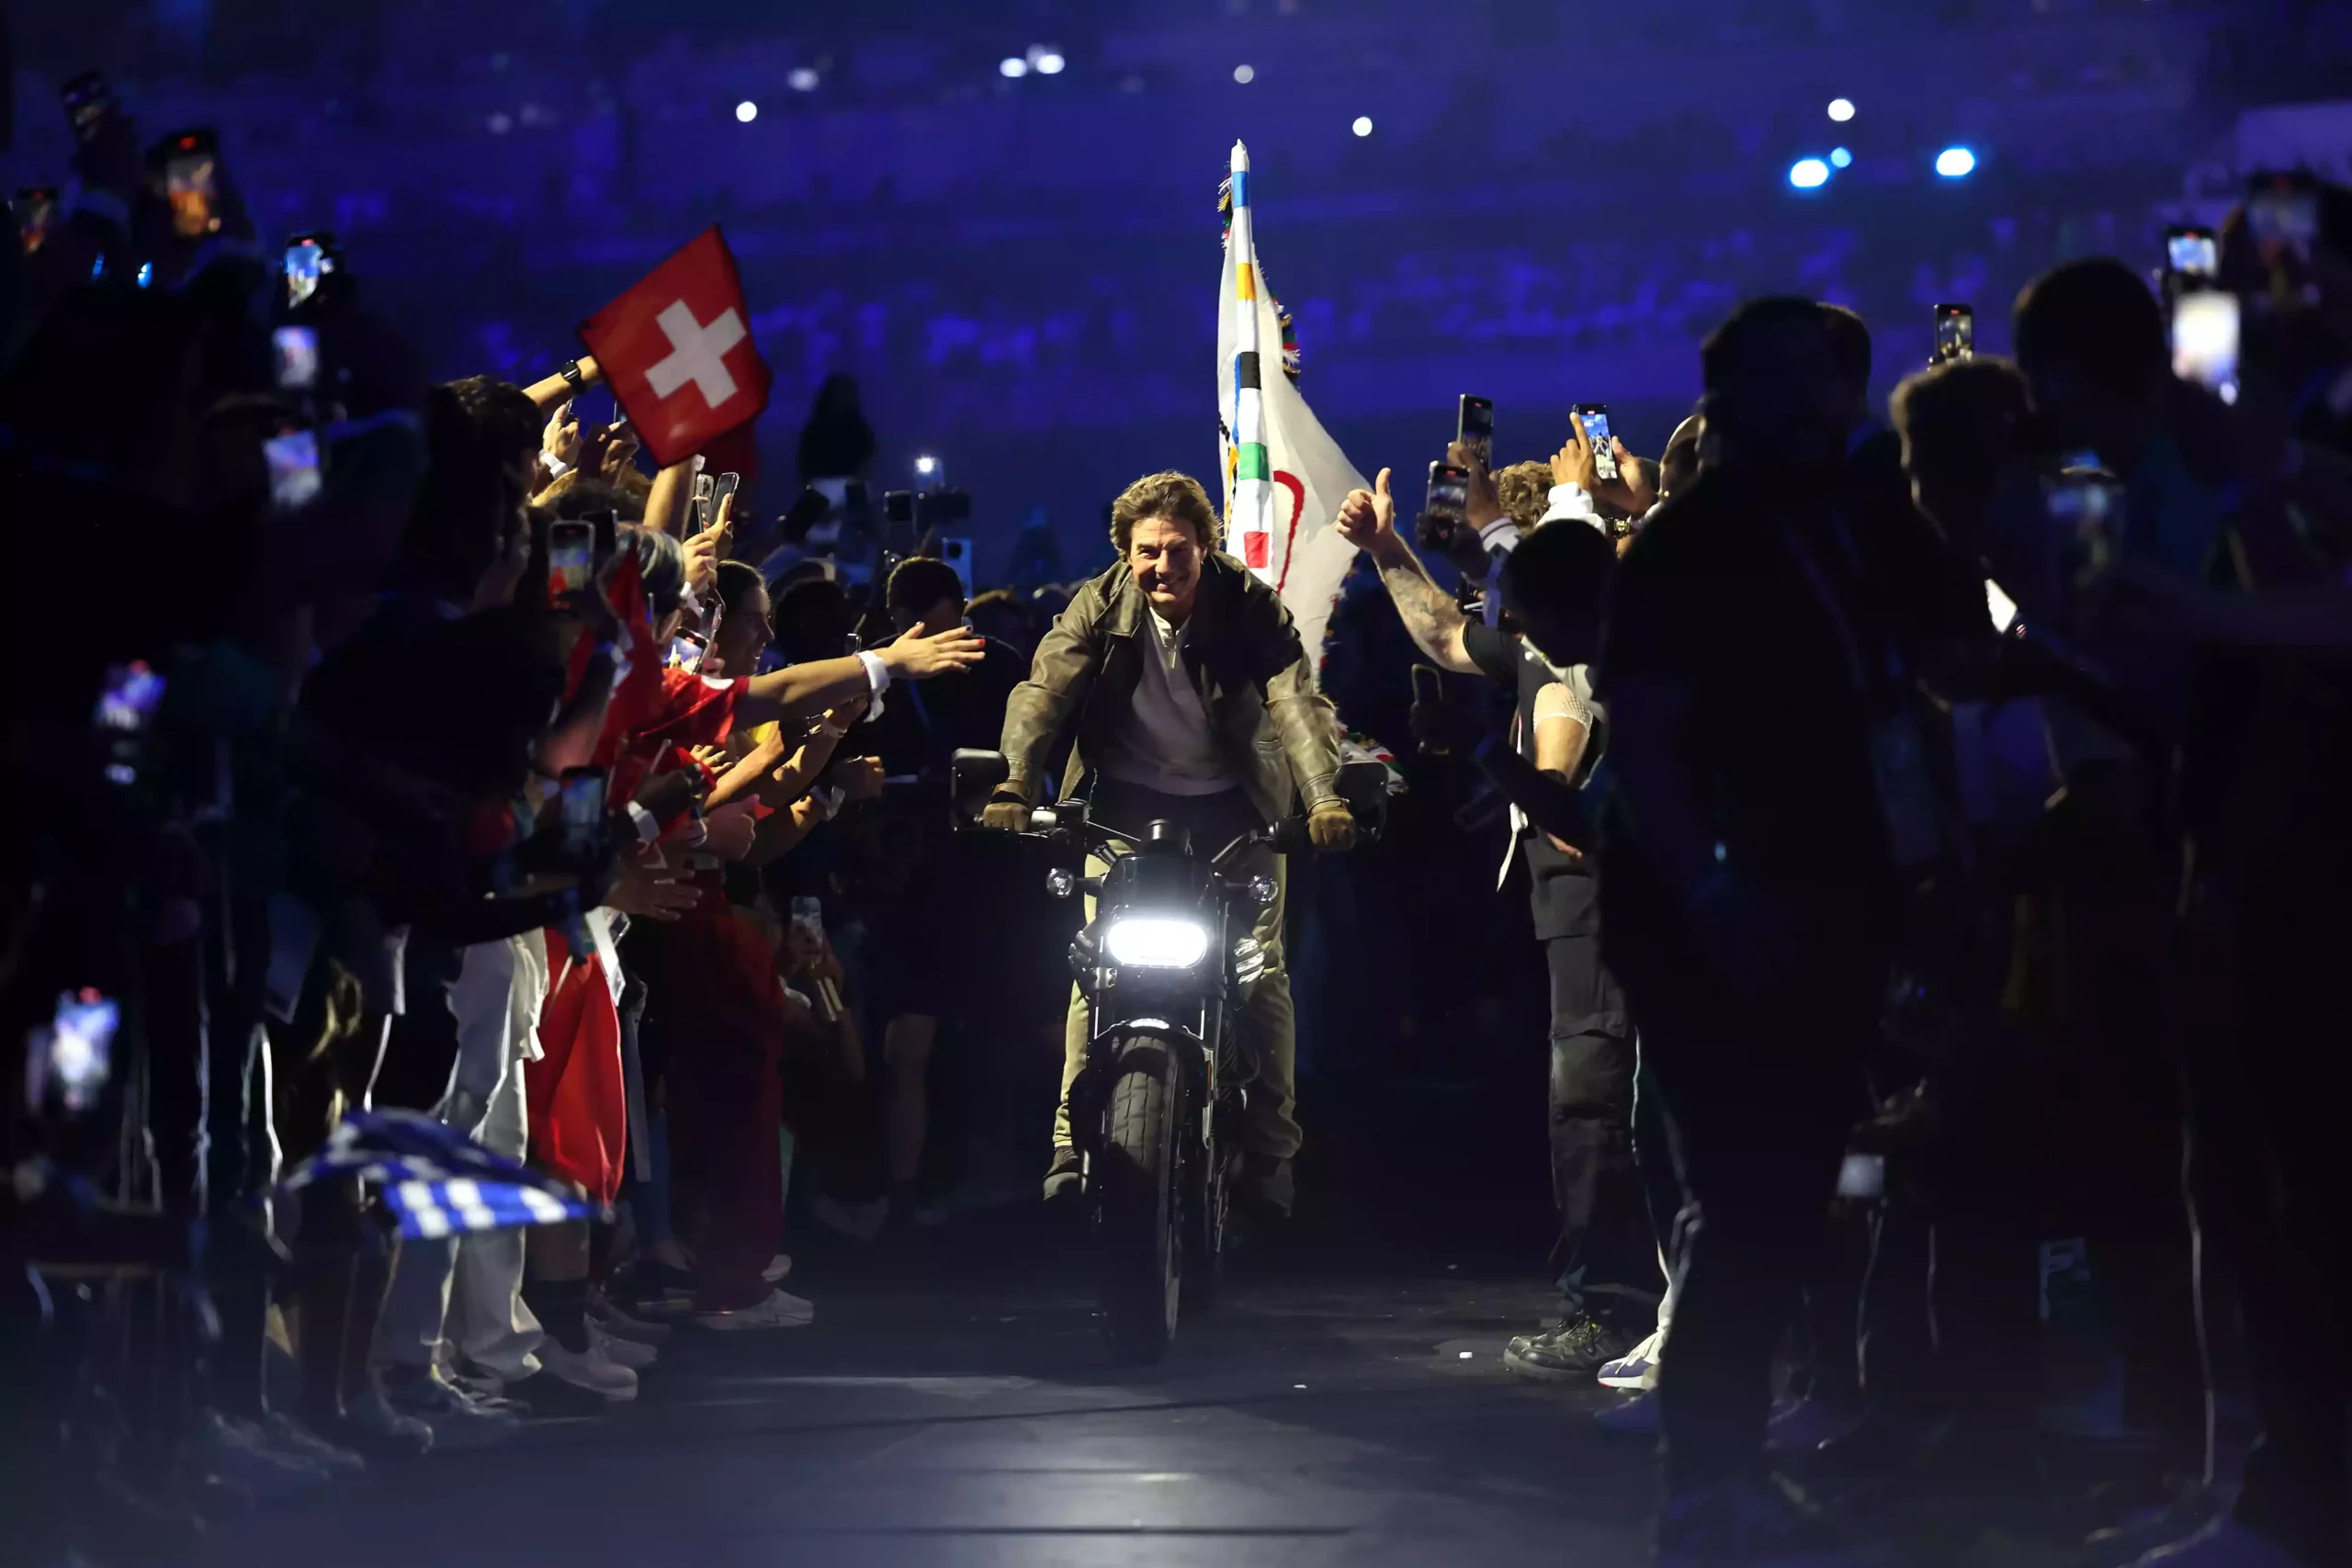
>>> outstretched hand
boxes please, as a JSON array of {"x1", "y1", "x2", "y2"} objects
[
  {"x1": 881, "y1": 624, "x2": 987, "y2": 680},
  {"x1": 1336, "y1": 468, "x2": 1397, "y2": 550}
]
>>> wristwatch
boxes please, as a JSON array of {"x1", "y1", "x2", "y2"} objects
[{"x1": 560, "y1": 358, "x2": 587, "y2": 391}]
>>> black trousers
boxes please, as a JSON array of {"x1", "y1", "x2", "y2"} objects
[
  {"x1": 1543, "y1": 931, "x2": 1656, "y2": 1328},
  {"x1": 1852, "y1": 1074, "x2": 2041, "y2": 1427},
  {"x1": 1615, "y1": 921, "x2": 1884, "y2": 1494},
  {"x1": 2181, "y1": 893, "x2": 2351, "y2": 1564}
]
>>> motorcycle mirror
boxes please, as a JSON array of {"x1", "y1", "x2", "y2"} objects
[{"x1": 949, "y1": 748, "x2": 1011, "y2": 826}]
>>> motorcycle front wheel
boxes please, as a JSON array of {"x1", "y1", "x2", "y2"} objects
[{"x1": 1095, "y1": 1033, "x2": 1184, "y2": 1363}]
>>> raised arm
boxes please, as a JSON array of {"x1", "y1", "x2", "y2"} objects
[
  {"x1": 735, "y1": 626, "x2": 985, "y2": 728},
  {"x1": 643, "y1": 455, "x2": 696, "y2": 538},
  {"x1": 524, "y1": 355, "x2": 604, "y2": 412},
  {"x1": 1334, "y1": 468, "x2": 1478, "y2": 674}
]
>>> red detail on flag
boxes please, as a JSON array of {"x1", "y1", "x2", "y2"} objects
[
  {"x1": 579, "y1": 226, "x2": 773, "y2": 469},
  {"x1": 1271, "y1": 469, "x2": 1306, "y2": 593},
  {"x1": 1243, "y1": 530, "x2": 1271, "y2": 569}
]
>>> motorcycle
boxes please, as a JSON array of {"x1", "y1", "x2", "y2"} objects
[{"x1": 952, "y1": 750, "x2": 1386, "y2": 1362}]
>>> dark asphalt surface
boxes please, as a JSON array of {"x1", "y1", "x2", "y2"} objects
[{"x1": 191, "y1": 1252, "x2": 1658, "y2": 1568}]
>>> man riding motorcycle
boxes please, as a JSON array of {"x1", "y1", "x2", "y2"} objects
[{"x1": 983, "y1": 470, "x2": 1355, "y2": 1215}]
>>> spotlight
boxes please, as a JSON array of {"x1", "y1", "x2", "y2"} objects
[
  {"x1": 734, "y1": 100, "x2": 758, "y2": 123},
  {"x1": 1829, "y1": 146, "x2": 1852, "y2": 168},
  {"x1": 1788, "y1": 157, "x2": 1830, "y2": 189},
  {"x1": 1000, "y1": 57, "x2": 1028, "y2": 79},
  {"x1": 1827, "y1": 97, "x2": 1856, "y2": 122},
  {"x1": 915, "y1": 455, "x2": 938, "y2": 476},
  {"x1": 1935, "y1": 145, "x2": 1977, "y2": 177},
  {"x1": 1032, "y1": 50, "x2": 1065, "y2": 75},
  {"x1": 1233, "y1": 63, "x2": 1255, "y2": 84},
  {"x1": 787, "y1": 67, "x2": 820, "y2": 92},
  {"x1": 1351, "y1": 116, "x2": 1374, "y2": 137}
]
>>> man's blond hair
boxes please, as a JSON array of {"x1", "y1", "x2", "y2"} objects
[
  {"x1": 1109, "y1": 470, "x2": 1226, "y2": 556},
  {"x1": 1494, "y1": 460, "x2": 1554, "y2": 529}
]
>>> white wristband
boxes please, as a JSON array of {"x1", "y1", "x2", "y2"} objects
[
  {"x1": 540, "y1": 452, "x2": 571, "y2": 479},
  {"x1": 856, "y1": 649, "x2": 891, "y2": 695},
  {"x1": 625, "y1": 802, "x2": 660, "y2": 843}
]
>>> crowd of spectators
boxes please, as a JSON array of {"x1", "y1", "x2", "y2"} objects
[{"x1": 6, "y1": 49, "x2": 2352, "y2": 1568}]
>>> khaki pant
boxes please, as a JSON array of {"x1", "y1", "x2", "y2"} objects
[{"x1": 1052, "y1": 780, "x2": 1300, "y2": 1162}]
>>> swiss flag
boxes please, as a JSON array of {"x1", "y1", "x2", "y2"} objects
[{"x1": 580, "y1": 227, "x2": 772, "y2": 470}]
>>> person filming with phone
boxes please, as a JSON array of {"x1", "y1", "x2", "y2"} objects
[{"x1": 982, "y1": 471, "x2": 1353, "y2": 1218}]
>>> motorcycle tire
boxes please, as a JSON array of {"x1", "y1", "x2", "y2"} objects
[{"x1": 1096, "y1": 1034, "x2": 1183, "y2": 1363}]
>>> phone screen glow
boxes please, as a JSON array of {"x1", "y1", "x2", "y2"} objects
[
  {"x1": 2170, "y1": 291, "x2": 2240, "y2": 396},
  {"x1": 265, "y1": 429, "x2": 322, "y2": 511}
]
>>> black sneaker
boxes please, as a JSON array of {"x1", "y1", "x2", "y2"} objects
[
  {"x1": 1238, "y1": 1154, "x2": 1293, "y2": 1220},
  {"x1": 1656, "y1": 1472, "x2": 1883, "y2": 1567},
  {"x1": 1502, "y1": 1315, "x2": 1630, "y2": 1382},
  {"x1": 1042, "y1": 1147, "x2": 1084, "y2": 1206},
  {"x1": 503, "y1": 1370, "x2": 623, "y2": 1418}
]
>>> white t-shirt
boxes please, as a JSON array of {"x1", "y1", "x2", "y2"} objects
[{"x1": 1098, "y1": 608, "x2": 1238, "y2": 796}]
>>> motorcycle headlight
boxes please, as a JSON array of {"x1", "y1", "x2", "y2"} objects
[{"x1": 1102, "y1": 917, "x2": 1210, "y2": 969}]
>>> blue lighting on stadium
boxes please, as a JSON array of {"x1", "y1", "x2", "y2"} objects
[{"x1": 1829, "y1": 147, "x2": 1852, "y2": 168}]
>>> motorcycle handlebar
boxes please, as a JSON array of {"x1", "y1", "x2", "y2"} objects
[{"x1": 1012, "y1": 808, "x2": 1307, "y2": 869}]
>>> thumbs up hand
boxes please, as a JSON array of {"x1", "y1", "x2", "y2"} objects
[{"x1": 1335, "y1": 467, "x2": 1396, "y2": 551}]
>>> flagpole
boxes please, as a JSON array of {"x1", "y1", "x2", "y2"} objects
[{"x1": 1227, "y1": 141, "x2": 1275, "y2": 582}]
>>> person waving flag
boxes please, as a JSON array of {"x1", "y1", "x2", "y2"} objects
[{"x1": 581, "y1": 226, "x2": 773, "y2": 469}]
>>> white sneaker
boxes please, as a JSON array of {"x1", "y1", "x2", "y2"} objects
[
  {"x1": 2132, "y1": 1519, "x2": 2322, "y2": 1568},
  {"x1": 537, "y1": 1335, "x2": 639, "y2": 1402},
  {"x1": 588, "y1": 1319, "x2": 658, "y2": 1371},
  {"x1": 762, "y1": 1254, "x2": 793, "y2": 1283},
  {"x1": 1597, "y1": 1327, "x2": 1663, "y2": 1390},
  {"x1": 696, "y1": 1289, "x2": 815, "y2": 1331}
]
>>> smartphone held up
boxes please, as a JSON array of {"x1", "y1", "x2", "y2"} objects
[
  {"x1": 1933, "y1": 304, "x2": 1973, "y2": 365},
  {"x1": 548, "y1": 521, "x2": 596, "y2": 599},
  {"x1": 2164, "y1": 225, "x2": 2218, "y2": 279},
  {"x1": 1456, "y1": 395, "x2": 1494, "y2": 470},
  {"x1": 156, "y1": 129, "x2": 222, "y2": 239},
  {"x1": 2170, "y1": 288, "x2": 2240, "y2": 402},
  {"x1": 15, "y1": 187, "x2": 60, "y2": 256},
  {"x1": 1425, "y1": 461, "x2": 1470, "y2": 525},
  {"x1": 1574, "y1": 403, "x2": 1619, "y2": 482}
]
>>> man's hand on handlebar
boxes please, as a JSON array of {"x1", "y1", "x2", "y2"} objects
[
  {"x1": 1306, "y1": 798, "x2": 1357, "y2": 852},
  {"x1": 981, "y1": 791, "x2": 1033, "y2": 833}
]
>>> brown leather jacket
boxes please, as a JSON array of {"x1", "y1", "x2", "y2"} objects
[{"x1": 998, "y1": 552, "x2": 1341, "y2": 825}]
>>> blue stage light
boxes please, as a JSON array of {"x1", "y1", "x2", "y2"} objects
[
  {"x1": 1935, "y1": 145, "x2": 1977, "y2": 178},
  {"x1": 1789, "y1": 157, "x2": 1830, "y2": 189},
  {"x1": 1829, "y1": 147, "x2": 1852, "y2": 168}
]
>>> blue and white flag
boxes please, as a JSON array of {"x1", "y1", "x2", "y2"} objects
[{"x1": 278, "y1": 1109, "x2": 599, "y2": 1239}]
